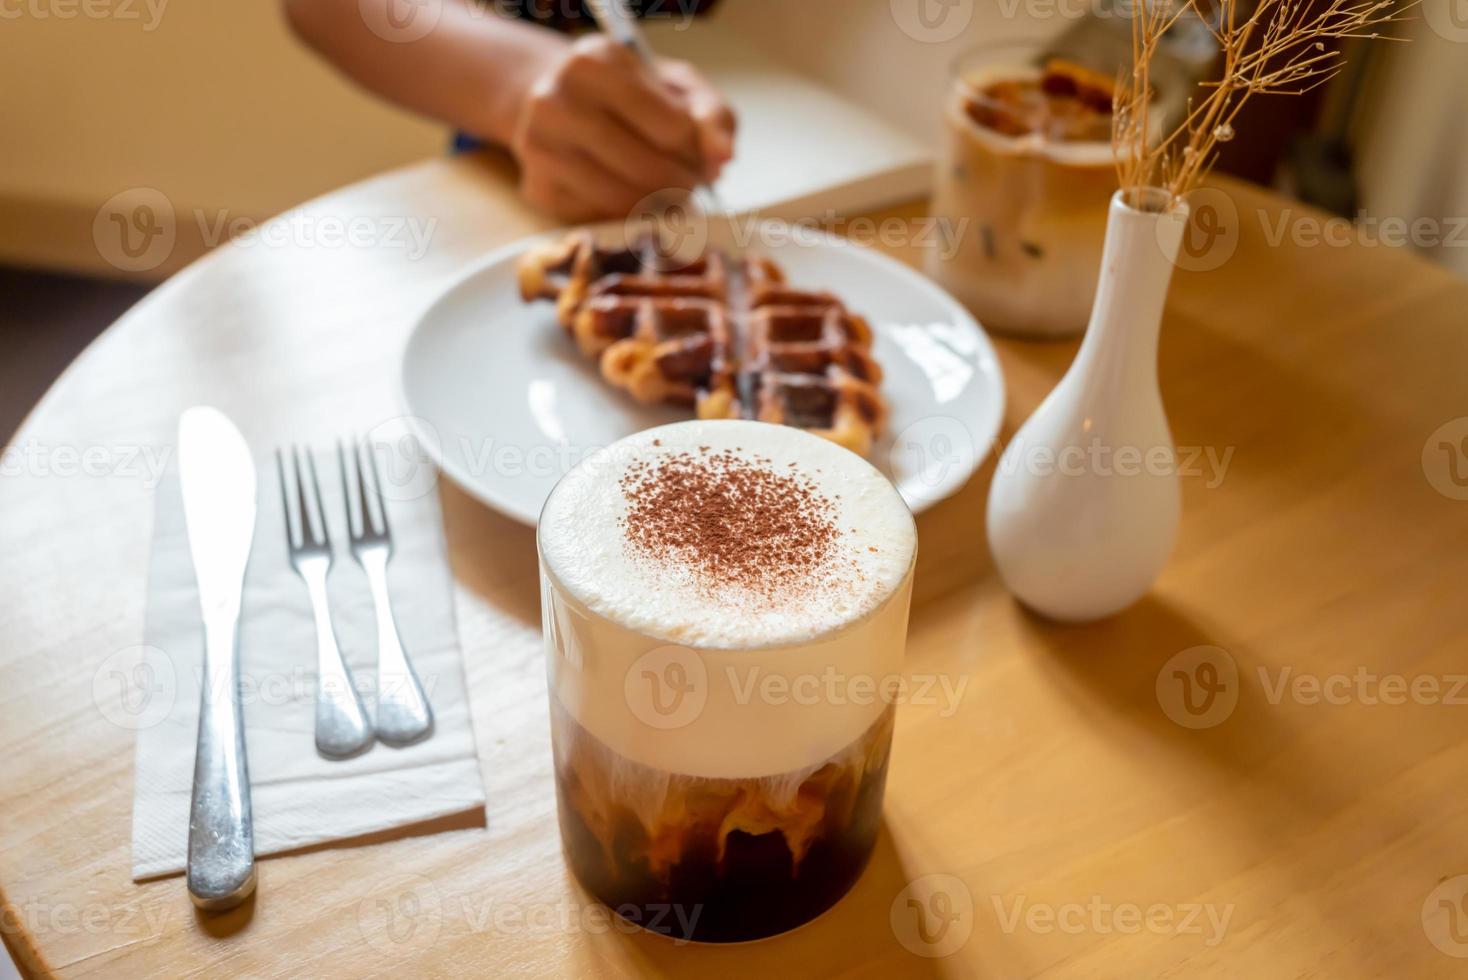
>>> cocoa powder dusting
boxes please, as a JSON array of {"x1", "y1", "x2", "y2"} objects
[{"x1": 619, "y1": 449, "x2": 840, "y2": 601}]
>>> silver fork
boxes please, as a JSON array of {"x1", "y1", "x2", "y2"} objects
[
  {"x1": 277, "y1": 447, "x2": 374, "y2": 758},
  {"x1": 340, "y1": 440, "x2": 434, "y2": 745}
]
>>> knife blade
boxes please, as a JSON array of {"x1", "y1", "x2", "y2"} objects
[{"x1": 178, "y1": 406, "x2": 258, "y2": 911}]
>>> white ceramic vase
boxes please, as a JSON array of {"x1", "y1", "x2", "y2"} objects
[{"x1": 986, "y1": 189, "x2": 1190, "y2": 622}]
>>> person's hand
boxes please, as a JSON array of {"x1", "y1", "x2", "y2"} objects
[{"x1": 511, "y1": 35, "x2": 737, "y2": 222}]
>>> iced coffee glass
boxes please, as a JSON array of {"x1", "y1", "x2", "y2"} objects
[
  {"x1": 537, "y1": 420, "x2": 917, "y2": 942},
  {"x1": 927, "y1": 45, "x2": 1120, "y2": 339}
]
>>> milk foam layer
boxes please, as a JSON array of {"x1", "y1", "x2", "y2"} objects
[
  {"x1": 539, "y1": 420, "x2": 916, "y2": 650},
  {"x1": 538, "y1": 420, "x2": 917, "y2": 779},
  {"x1": 954, "y1": 65, "x2": 1118, "y2": 167}
]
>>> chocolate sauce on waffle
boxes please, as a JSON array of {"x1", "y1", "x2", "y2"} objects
[{"x1": 517, "y1": 234, "x2": 888, "y2": 454}]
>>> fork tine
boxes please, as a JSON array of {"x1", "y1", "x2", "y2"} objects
[
  {"x1": 304, "y1": 447, "x2": 331, "y2": 547},
  {"x1": 337, "y1": 440, "x2": 356, "y2": 539},
  {"x1": 361, "y1": 438, "x2": 390, "y2": 539},
  {"x1": 276, "y1": 448, "x2": 297, "y2": 550},
  {"x1": 290, "y1": 448, "x2": 317, "y2": 548},
  {"x1": 350, "y1": 438, "x2": 373, "y2": 537},
  {"x1": 291, "y1": 445, "x2": 313, "y2": 546}
]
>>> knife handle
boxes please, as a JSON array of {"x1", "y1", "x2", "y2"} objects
[{"x1": 187, "y1": 609, "x2": 256, "y2": 912}]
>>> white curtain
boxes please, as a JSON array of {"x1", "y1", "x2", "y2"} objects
[{"x1": 1355, "y1": 7, "x2": 1468, "y2": 280}]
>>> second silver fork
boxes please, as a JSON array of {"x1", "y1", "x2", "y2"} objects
[
  {"x1": 278, "y1": 447, "x2": 374, "y2": 758},
  {"x1": 340, "y1": 440, "x2": 434, "y2": 746}
]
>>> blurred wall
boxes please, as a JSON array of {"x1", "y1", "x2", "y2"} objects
[
  {"x1": 0, "y1": 1, "x2": 443, "y2": 276},
  {"x1": 0, "y1": 0, "x2": 1049, "y2": 281},
  {"x1": 1355, "y1": 12, "x2": 1468, "y2": 281},
  {"x1": 712, "y1": 0, "x2": 1054, "y2": 144},
  {"x1": 725, "y1": 0, "x2": 1468, "y2": 283},
  {"x1": 1, "y1": 0, "x2": 1463, "y2": 281}
]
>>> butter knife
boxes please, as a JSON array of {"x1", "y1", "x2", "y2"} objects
[{"x1": 179, "y1": 406, "x2": 258, "y2": 911}]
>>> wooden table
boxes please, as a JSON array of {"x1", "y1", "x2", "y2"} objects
[{"x1": 2, "y1": 154, "x2": 1466, "y2": 978}]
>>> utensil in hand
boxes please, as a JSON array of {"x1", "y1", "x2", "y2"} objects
[
  {"x1": 584, "y1": 0, "x2": 734, "y2": 237},
  {"x1": 586, "y1": 0, "x2": 654, "y2": 61},
  {"x1": 340, "y1": 440, "x2": 434, "y2": 745},
  {"x1": 179, "y1": 406, "x2": 258, "y2": 912},
  {"x1": 278, "y1": 446, "x2": 374, "y2": 759}
]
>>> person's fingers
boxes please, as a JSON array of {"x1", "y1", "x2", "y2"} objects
[
  {"x1": 559, "y1": 36, "x2": 701, "y2": 167},
  {"x1": 528, "y1": 139, "x2": 648, "y2": 218},
  {"x1": 515, "y1": 90, "x2": 678, "y2": 220},
  {"x1": 658, "y1": 60, "x2": 737, "y2": 180},
  {"x1": 520, "y1": 164, "x2": 612, "y2": 224},
  {"x1": 513, "y1": 36, "x2": 738, "y2": 220},
  {"x1": 547, "y1": 182, "x2": 609, "y2": 224},
  {"x1": 533, "y1": 95, "x2": 700, "y2": 195}
]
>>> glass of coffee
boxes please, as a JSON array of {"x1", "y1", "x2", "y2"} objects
[
  {"x1": 927, "y1": 45, "x2": 1120, "y2": 339},
  {"x1": 537, "y1": 420, "x2": 917, "y2": 942}
]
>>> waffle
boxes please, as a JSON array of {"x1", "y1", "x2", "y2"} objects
[{"x1": 517, "y1": 232, "x2": 887, "y2": 455}]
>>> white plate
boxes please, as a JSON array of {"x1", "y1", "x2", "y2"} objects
[{"x1": 400, "y1": 227, "x2": 1004, "y2": 526}]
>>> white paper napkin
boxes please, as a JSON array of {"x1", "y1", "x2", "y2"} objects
[{"x1": 131, "y1": 454, "x2": 485, "y2": 880}]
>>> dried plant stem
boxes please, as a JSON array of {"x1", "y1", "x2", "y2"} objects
[{"x1": 1113, "y1": 0, "x2": 1415, "y2": 210}]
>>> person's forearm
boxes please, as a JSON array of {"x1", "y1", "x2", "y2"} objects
[{"x1": 284, "y1": 0, "x2": 566, "y2": 144}]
